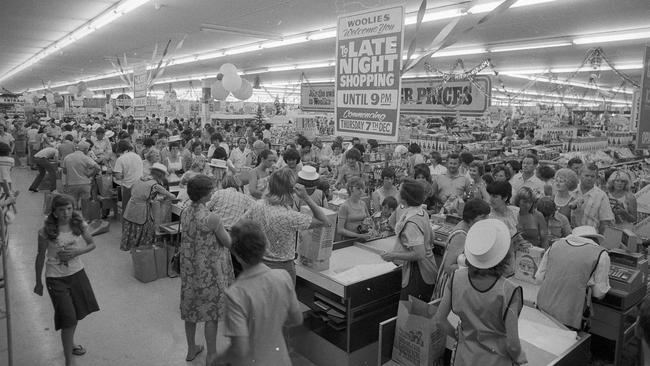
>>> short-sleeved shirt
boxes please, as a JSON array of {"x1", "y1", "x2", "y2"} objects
[
  {"x1": 224, "y1": 264, "x2": 301, "y2": 366},
  {"x1": 63, "y1": 151, "x2": 98, "y2": 186},
  {"x1": 510, "y1": 172, "x2": 545, "y2": 198},
  {"x1": 0, "y1": 156, "x2": 14, "y2": 184},
  {"x1": 207, "y1": 188, "x2": 255, "y2": 229},
  {"x1": 570, "y1": 185, "x2": 615, "y2": 228},
  {"x1": 244, "y1": 200, "x2": 312, "y2": 262},
  {"x1": 547, "y1": 212, "x2": 571, "y2": 242},
  {"x1": 34, "y1": 147, "x2": 59, "y2": 159},
  {"x1": 113, "y1": 151, "x2": 143, "y2": 188},
  {"x1": 432, "y1": 173, "x2": 471, "y2": 202}
]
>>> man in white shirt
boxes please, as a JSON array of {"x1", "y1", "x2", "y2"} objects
[
  {"x1": 536, "y1": 226, "x2": 610, "y2": 330},
  {"x1": 428, "y1": 151, "x2": 448, "y2": 176},
  {"x1": 570, "y1": 163, "x2": 614, "y2": 233},
  {"x1": 509, "y1": 154, "x2": 545, "y2": 198},
  {"x1": 112, "y1": 140, "x2": 143, "y2": 212},
  {"x1": 62, "y1": 142, "x2": 100, "y2": 209}
]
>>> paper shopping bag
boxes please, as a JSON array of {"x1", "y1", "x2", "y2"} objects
[
  {"x1": 95, "y1": 173, "x2": 114, "y2": 197},
  {"x1": 153, "y1": 245, "x2": 168, "y2": 279},
  {"x1": 392, "y1": 296, "x2": 445, "y2": 366},
  {"x1": 151, "y1": 200, "x2": 172, "y2": 229},
  {"x1": 132, "y1": 246, "x2": 158, "y2": 283}
]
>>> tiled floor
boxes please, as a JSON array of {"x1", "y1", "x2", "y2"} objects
[{"x1": 1, "y1": 168, "x2": 316, "y2": 366}]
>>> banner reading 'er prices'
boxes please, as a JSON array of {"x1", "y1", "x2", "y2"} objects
[{"x1": 335, "y1": 5, "x2": 404, "y2": 142}]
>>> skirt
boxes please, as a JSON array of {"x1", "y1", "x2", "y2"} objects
[
  {"x1": 46, "y1": 269, "x2": 100, "y2": 330},
  {"x1": 400, "y1": 261, "x2": 435, "y2": 301},
  {"x1": 121, "y1": 218, "x2": 155, "y2": 251}
]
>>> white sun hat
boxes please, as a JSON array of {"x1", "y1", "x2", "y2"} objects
[
  {"x1": 208, "y1": 159, "x2": 227, "y2": 169},
  {"x1": 150, "y1": 163, "x2": 168, "y2": 175},
  {"x1": 571, "y1": 226, "x2": 604, "y2": 244},
  {"x1": 464, "y1": 219, "x2": 511, "y2": 269},
  {"x1": 297, "y1": 165, "x2": 319, "y2": 181}
]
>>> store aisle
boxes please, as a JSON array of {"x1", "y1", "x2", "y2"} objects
[{"x1": 6, "y1": 168, "x2": 315, "y2": 366}]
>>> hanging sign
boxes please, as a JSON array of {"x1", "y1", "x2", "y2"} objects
[
  {"x1": 115, "y1": 94, "x2": 132, "y2": 110},
  {"x1": 334, "y1": 4, "x2": 404, "y2": 142},
  {"x1": 303, "y1": 76, "x2": 490, "y2": 116},
  {"x1": 637, "y1": 46, "x2": 650, "y2": 148},
  {"x1": 133, "y1": 63, "x2": 148, "y2": 119}
]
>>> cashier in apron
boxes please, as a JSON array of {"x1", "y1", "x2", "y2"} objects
[
  {"x1": 381, "y1": 179, "x2": 437, "y2": 301},
  {"x1": 535, "y1": 226, "x2": 611, "y2": 330}
]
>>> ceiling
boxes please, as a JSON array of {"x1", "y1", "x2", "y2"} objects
[{"x1": 2, "y1": 0, "x2": 650, "y2": 106}]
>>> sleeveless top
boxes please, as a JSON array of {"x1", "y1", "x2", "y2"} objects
[
  {"x1": 123, "y1": 179, "x2": 158, "y2": 225},
  {"x1": 394, "y1": 206, "x2": 437, "y2": 287},
  {"x1": 537, "y1": 238, "x2": 605, "y2": 329},
  {"x1": 167, "y1": 156, "x2": 183, "y2": 173},
  {"x1": 339, "y1": 200, "x2": 369, "y2": 238},
  {"x1": 451, "y1": 268, "x2": 522, "y2": 366},
  {"x1": 44, "y1": 229, "x2": 86, "y2": 278}
]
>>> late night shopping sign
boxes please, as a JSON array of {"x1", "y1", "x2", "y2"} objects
[{"x1": 335, "y1": 5, "x2": 404, "y2": 142}]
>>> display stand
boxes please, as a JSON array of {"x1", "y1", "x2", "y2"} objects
[{"x1": 0, "y1": 206, "x2": 12, "y2": 366}]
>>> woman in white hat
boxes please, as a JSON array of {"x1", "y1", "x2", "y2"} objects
[
  {"x1": 297, "y1": 165, "x2": 327, "y2": 208},
  {"x1": 433, "y1": 219, "x2": 527, "y2": 366},
  {"x1": 121, "y1": 163, "x2": 176, "y2": 251}
]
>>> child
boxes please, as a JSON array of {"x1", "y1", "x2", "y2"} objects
[
  {"x1": 433, "y1": 219, "x2": 526, "y2": 366},
  {"x1": 219, "y1": 219, "x2": 302, "y2": 366},
  {"x1": 373, "y1": 196, "x2": 397, "y2": 237}
]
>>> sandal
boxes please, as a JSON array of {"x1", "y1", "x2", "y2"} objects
[
  {"x1": 185, "y1": 344, "x2": 204, "y2": 361},
  {"x1": 72, "y1": 345, "x2": 86, "y2": 356}
]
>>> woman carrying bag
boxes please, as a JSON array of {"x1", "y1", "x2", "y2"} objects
[{"x1": 121, "y1": 163, "x2": 176, "y2": 251}]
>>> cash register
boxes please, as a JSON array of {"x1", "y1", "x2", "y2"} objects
[
  {"x1": 598, "y1": 227, "x2": 647, "y2": 310},
  {"x1": 430, "y1": 215, "x2": 462, "y2": 252}
]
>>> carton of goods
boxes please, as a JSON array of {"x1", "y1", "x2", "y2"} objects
[
  {"x1": 514, "y1": 246, "x2": 545, "y2": 283},
  {"x1": 297, "y1": 206, "x2": 337, "y2": 271}
]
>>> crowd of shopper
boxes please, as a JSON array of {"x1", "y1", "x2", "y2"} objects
[{"x1": 0, "y1": 112, "x2": 635, "y2": 365}]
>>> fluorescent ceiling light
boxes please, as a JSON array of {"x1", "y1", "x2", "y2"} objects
[
  {"x1": 268, "y1": 65, "x2": 296, "y2": 72},
  {"x1": 224, "y1": 45, "x2": 261, "y2": 56},
  {"x1": 470, "y1": 0, "x2": 559, "y2": 14},
  {"x1": 431, "y1": 48, "x2": 487, "y2": 58},
  {"x1": 502, "y1": 73, "x2": 635, "y2": 95},
  {"x1": 262, "y1": 36, "x2": 307, "y2": 49},
  {"x1": 490, "y1": 40, "x2": 571, "y2": 53},
  {"x1": 243, "y1": 68, "x2": 269, "y2": 75},
  {"x1": 550, "y1": 63, "x2": 643, "y2": 73},
  {"x1": 0, "y1": 0, "x2": 152, "y2": 85},
  {"x1": 405, "y1": 8, "x2": 464, "y2": 24},
  {"x1": 307, "y1": 30, "x2": 337, "y2": 40},
  {"x1": 573, "y1": 29, "x2": 650, "y2": 45}
]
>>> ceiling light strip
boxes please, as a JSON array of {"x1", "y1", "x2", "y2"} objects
[{"x1": 0, "y1": 0, "x2": 152, "y2": 84}]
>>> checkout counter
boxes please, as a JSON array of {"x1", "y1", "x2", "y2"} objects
[{"x1": 293, "y1": 236, "x2": 594, "y2": 366}]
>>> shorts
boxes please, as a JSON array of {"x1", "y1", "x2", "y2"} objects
[
  {"x1": 46, "y1": 269, "x2": 100, "y2": 330},
  {"x1": 64, "y1": 184, "x2": 91, "y2": 203}
]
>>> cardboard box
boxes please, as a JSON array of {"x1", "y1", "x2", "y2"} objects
[
  {"x1": 297, "y1": 206, "x2": 337, "y2": 271},
  {"x1": 514, "y1": 246, "x2": 545, "y2": 283}
]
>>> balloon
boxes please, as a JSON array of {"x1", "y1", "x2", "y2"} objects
[
  {"x1": 232, "y1": 79, "x2": 253, "y2": 100},
  {"x1": 211, "y1": 80, "x2": 229, "y2": 101},
  {"x1": 46, "y1": 93, "x2": 55, "y2": 104},
  {"x1": 219, "y1": 63, "x2": 237, "y2": 75},
  {"x1": 222, "y1": 74, "x2": 242, "y2": 92},
  {"x1": 67, "y1": 85, "x2": 79, "y2": 95}
]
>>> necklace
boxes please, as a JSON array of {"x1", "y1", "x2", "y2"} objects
[{"x1": 554, "y1": 193, "x2": 570, "y2": 207}]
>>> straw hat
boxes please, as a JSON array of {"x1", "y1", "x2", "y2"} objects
[
  {"x1": 104, "y1": 130, "x2": 115, "y2": 138},
  {"x1": 150, "y1": 163, "x2": 168, "y2": 175},
  {"x1": 571, "y1": 226, "x2": 604, "y2": 244},
  {"x1": 208, "y1": 159, "x2": 227, "y2": 169},
  {"x1": 168, "y1": 135, "x2": 182, "y2": 143},
  {"x1": 464, "y1": 219, "x2": 511, "y2": 269},
  {"x1": 297, "y1": 165, "x2": 319, "y2": 181}
]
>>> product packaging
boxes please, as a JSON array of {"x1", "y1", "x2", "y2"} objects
[
  {"x1": 297, "y1": 206, "x2": 337, "y2": 271},
  {"x1": 514, "y1": 246, "x2": 545, "y2": 283}
]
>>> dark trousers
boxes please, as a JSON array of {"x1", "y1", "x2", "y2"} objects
[{"x1": 29, "y1": 158, "x2": 57, "y2": 191}]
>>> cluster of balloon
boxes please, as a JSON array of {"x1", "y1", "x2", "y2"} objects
[
  {"x1": 66, "y1": 81, "x2": 94, "y2": 99},
  {"x1": 212, "y1": 63, "x2": 253, "y2": 101}
]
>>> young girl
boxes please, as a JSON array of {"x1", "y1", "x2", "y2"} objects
[
  {"x1": 433, "y1": 219, "x2": 526, "y2": 366},
  {"x1": 34, "y1": 194, "x2": 99, "y2": 366}
]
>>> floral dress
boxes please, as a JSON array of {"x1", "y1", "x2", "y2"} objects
[{"x1": 180, "y1": 203, "x2": 234, "y2": 322}]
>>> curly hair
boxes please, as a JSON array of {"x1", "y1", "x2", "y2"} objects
[
  {"x1": 187, "y1": 174, "x2": 214, "y2": 202},
  {"x1": 44, "y1": 194, "x2": 85, "y2": 240},
  {"x1": 606, "y1": 170, "x2": 632, "y2": 192},
  {"x1": 492, "y1": 165, "x2": 512, "y2": 181},
  {"x1": 346, "y1": 176, "x2": 366, "y2": 196},
  {"x1": 554, "y1": 168, "x2": 579, "y2": 191},
  {"x1": 346, "y1": 148, "x2": 362, "y2": 162},
  {"x1": 283, "y1": 148, "x2": 301, "y2": 164},
  {"x1": 400, "y1": 178, "x2": 426, "y2": 207},
  {"x1": 413, "y1": 163, "x2": 432, "y2": 183}
]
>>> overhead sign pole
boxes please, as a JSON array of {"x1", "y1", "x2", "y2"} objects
[
  {"x1": 334, "y1": 5, "x2": 404, "y2": 142},
  {"x1": 636, "y1": 45, "x2": 650, "y2": 149}
]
